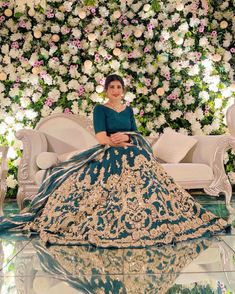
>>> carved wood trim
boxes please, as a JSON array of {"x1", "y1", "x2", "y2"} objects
[{"x1": 204, "y1": 136, "x2": 235, "y2": 205}]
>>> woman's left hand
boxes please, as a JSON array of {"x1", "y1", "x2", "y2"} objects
[{"x1": 110, "y1": 133, "x2": 129, "y2": 144}]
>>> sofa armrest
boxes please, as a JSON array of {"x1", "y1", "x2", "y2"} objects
[
  {"x1": 183, "y1": 135, "x2": 228, "y2": 166},
  {"x1": 16, "y1": 129, "x2": 48, "y2": 184},
  {"x1": 203, "y1": 136, "x2": 235, "y2": 205},
  {"x1": 211, "y1": 136, "x2": 235, "y2": 178}
]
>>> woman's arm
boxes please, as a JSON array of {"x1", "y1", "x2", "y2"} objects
[
  {"x1": 96, "y1": 132, "x2": 131, "y2": 147},
  {"x1": 95, "y1": 131, "x2": 113, "y2": 145}
]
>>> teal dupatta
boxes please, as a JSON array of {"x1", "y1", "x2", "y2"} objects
[{"x1": 0, "y1": 132, "x2": 152, "y2": 232}]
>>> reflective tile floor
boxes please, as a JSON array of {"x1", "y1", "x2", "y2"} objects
[{"x1": 0, "y1": 193, "x2": 235, "y2": 294}]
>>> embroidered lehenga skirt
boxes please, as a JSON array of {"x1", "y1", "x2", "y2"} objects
[{"x1": 0, "y1": 134, "x2": 229, "y2": 248}]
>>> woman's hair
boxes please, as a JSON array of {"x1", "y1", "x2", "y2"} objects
[{"x1": 104, "y1": 74, "x2": 125, "y2": 91}]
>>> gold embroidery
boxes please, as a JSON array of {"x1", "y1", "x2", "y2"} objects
[{"x1": 24, "y1": 145, "x2": 228, "y2": 247}]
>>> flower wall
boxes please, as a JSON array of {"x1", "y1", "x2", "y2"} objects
[{"x1": 0, "y1": 0, "x2": 234, "y2": 197}]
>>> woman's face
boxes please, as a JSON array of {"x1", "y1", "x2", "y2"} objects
[{"x1": 105, "y1": 80, "x2": 124, "y2": 101}]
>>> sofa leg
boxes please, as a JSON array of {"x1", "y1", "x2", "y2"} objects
[
  {"x1": 17, "y1": 186, "x2": 25, "y2": 211},
  {"x1": 204, "y1": 176, "x2": 232, "y2": 206}
]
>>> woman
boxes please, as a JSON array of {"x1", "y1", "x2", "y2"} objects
[{"x1": 0, "y1": 74, "x2": 229, "y2": 248}]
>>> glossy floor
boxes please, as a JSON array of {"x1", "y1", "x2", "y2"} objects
[{"x1": 0, "y1": 193, "x2": 235, "y2": 294}]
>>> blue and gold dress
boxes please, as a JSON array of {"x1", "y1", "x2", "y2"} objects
[{"x1": 0, "y1": 105, "x2": 229, "y2": 248}]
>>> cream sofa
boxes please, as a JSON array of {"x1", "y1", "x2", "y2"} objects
[{"x1": 15, "y1": 103, "x2": 235, "y2": 210}]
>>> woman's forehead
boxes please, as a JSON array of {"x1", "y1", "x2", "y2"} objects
[{"x1": 108, "y1": 80, "x2": 122, "y2": 86}]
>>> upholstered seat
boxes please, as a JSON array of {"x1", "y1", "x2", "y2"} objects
[{"x1": 162, "y1": 163, "x2": 214, "y2": 185}]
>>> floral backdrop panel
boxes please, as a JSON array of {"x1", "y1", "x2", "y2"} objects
[{"x1": 0, "y1": 0, "x2": 234, "y2": 197}]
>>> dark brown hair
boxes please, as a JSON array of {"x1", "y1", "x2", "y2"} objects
[{"x1": 104, "y1": 74, "x2": 125, "y2": 91}]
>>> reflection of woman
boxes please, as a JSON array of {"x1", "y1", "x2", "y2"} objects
[{"x1": 0, "y1": 74, "x2": 229, "y2": 247}]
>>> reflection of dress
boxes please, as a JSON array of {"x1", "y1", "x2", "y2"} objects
[
  {"x1": 33, "y1": 238, "x2": 211, "y2": 294},
  {"x1": 0, "y1": 105, "x2": 229, "y2": 247}
]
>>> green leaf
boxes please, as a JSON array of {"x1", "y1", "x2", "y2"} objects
[
  {"x1": 14, "y1": 12, "x2": 24, "y2": 19},
  {"x1": 151, "y1": 0, "x2": 161, "y2": 12},
  {"x1": 84, "y1": 0, "x2": 96, "y2": 6}
]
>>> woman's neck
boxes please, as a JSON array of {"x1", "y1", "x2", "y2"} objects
[
  {"x1": 106, "y1": 100, "x2": 124, "y2": 111},
  {"x1": 108, "y1": 100, "x2": 122, "y2": 107}
]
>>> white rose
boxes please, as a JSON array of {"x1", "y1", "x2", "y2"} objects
[
  {"x1": 223, "y1": 51, "x2": 232, "y2": 62},
  {"x1": 220, "y1": 20, "x2": 228, "y2": 29},
  {"x1": 67, "y1": 92, "x2": 78, "y2": 101},
  {"x1": 176, "y1": 3, "x2": 184, "y2": 11},
  {"x1": 34, "y1": 30, "x2": 42, "y2": 38},
  {"x1": 6, "y1": 175, "x2": 18, "y2": 188},
  {"x1": 212, "y1": 54, "x2": 221, "y2": 62},
  {"x1": 124, "y1": 92, "x2": 136, "y2": 102},
  {"x1": 208, "y1": 84, "x2": 218, "y2": 92},
  {"x1": 194, "y1": 108, "x2": 204, "y2": 120},
  {"x1": 228, "y1": 172, "x2": 235, "y2": 184},
  {"x1": 88, "y1": 33, "x2": 97, "y2": 42},
  {"x1": 199, "y1": 37, "x2": 209, "y2": 47},
  {"x1": 78, "y1": 10, "x2": 86, "y2": 19},
  {"x1": 143, "y1": 4, "x2": 151, "y2": 11},
  {"x1": 25, "y1": 109, "x2": 38, "y2": 119},
  {"x1": 161, "y1": 100, "x2": 170, "y2": 109},
  {"x1": 52, "y1": 106, "x2": 63, "y2": 114},
  {"x1": 90, "y1": 93, "x2": 103, "y2": 103},
  {"x1": 170, "y1": 110, "x2": 182, "y2": 120},
  {"x1": 1, "y1": 44, "x2": 9, "y2": 54},
  {"x1": 134, "y1": 29, "x2": 142, "y2": 38},
  {"x1": 112, "y1": 10, "x2": 121, "y2": 19},
  {"x1": 113, "y1": 48, "x2": 122, "y2": 56},
  {"x1": 175, "y1": 37, "x2": 184, "y2": 45},
  {"x1": 72, "y1": 28, "x2": 81, "y2": 39},
  {"x1": 50, "y1": 25, "x2": 60, "y2": 34},
  {"x1": 184, "y1": 94, "x2": 195, "y2": 105},
  {"x1": 71, "y1": 102, "x2": 79, "y2": 114},
  {"x1": 156, "y1": 87, "x2": 165, "y2": 96},
  {"x1": 188, "y1": 64, "x2": 199, "y2": 76},
  {"x1": 191, "y1": 121, "x2": 202, "y2": 135},
  {"x1": 0, "y1": 72, "x2": 7, "y2": 81},
  {"x1": 0, "y1": 83, "x2": 5, "y2": 92},
  {"x1": 110, "y1": 60, "x2": 120, "y2": 70},
  {"x1": 157, "y1": 114, "x2": 166, "y2": 126},
  {"x1": 179, "y1": 22, "x2": 189, "y2": 33},
  {"x1": 84, "y1": 60, "x2": 92, "y2": 71},
  {"x1": 59, "y1": 82, "x2": 68, "y2": 92},
  {"x1": 0, "y1": 122, "x2": 7, "y2": 134},
  {"x1": 199, "y1": 91, "x2": 210, "y2": 102},
  {"x1": 96, "y1": 85, "x2": 104, "y2": 93}
]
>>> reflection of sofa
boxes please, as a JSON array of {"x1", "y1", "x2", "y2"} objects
[{"x1": 16, "y1": 103, "x2": 235, "y2": 209}]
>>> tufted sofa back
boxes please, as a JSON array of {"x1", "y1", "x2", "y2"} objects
[{"x1": 35, "y1": 114, "x2": 98, "y2": 154}]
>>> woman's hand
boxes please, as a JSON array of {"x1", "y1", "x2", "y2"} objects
[
  {"x1": 110, "y1": 132, "x2": 129, "y2": 144},
  {"x1": 95, "y1": 131, "x2": 132, "y2": 147}
]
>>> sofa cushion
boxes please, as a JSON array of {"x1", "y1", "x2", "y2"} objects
[
  {"x1": 57, "y1": 149, "x2": 84, "y2": 162},
  {"x1": 35, "y1": 170, "x2": 46, "y2": 186},
  {"x1": 162, "y1": 163, "x2": 214, "y2": 182},
  {"x1": 152, "y1": 129, "x2": 197, "y2": 163},
  {"x1": 36, "y1": 152, "x2": 58, "y2": 170},
  {"x1": 36, "y1": 149, "x2": 84, "y2": 171}
]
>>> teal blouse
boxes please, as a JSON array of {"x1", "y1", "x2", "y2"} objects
[{"x1": 93, "y1": 105, "x2": 138, "y2": 135}]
